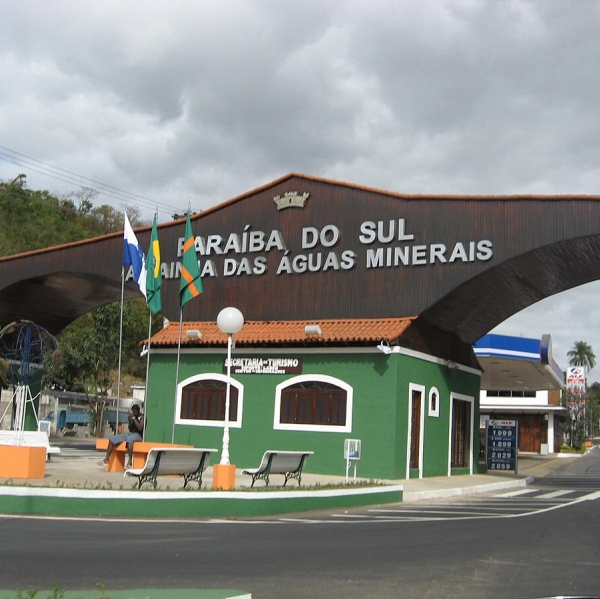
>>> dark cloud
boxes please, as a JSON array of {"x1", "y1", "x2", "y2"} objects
[{"x1": 1, "y1": 0, "x2": 600, "y2": 371}]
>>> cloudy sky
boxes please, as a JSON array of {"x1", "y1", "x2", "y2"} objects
[{"x1": 1, "y1": 0, "x2": 600, "y2": 379}]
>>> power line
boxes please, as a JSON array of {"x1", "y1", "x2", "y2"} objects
[
  {"x1": 0, "y1": 146, "x2": 178, "y2": 213},
  {"x1": 0, "y1": 144, "x2": 182, "y2": 215}
]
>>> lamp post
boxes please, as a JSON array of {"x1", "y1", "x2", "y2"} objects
[{"x1": 213, "y1": 307, "x2": 244, "y2": 489}]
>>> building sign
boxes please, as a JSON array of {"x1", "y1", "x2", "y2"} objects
[
  {"x1": 486, "y1": 419, "x2": 518, "y2": 473},
  {"x1": 222, "y1": 357, "x2": 303, "y2": 375},
  {"x1": 566, "y1": 367, "x2": 587, "y2": 416},
  {"x1": 169, "y1": 218, "x2": 494, "y2": 279},
  {"x1": 125, "y1": 213, "x2": 495, "y2": 285},
  {"x1": 566, "y1": 366, "x2": 586, "y2": 394}
]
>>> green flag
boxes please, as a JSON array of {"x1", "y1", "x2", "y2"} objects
[
  {"x1": 145, "y1": 214, "x2": 162, "y2": 314},
  {"x1": 179, "y1": 212, "x2": 202, "y2": 308}
]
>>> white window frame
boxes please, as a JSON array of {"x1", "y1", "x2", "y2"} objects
[
  {"x1": 274, "y1": 374, "x2": 353, "y2": 433},
  {"x1": 428, "y1": 386, "x2": 440, "y2": 418},
  {"x1": 176, "y1": 373, "x2": 244, "y2": 428}
]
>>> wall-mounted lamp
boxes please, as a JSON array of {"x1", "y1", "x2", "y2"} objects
[
  {"x1": 377, "y1": 340, "x2": 392, "y2": 355},
  {"x1": 544, "y1": 413, "x2": 549, "y2": 421},
  {"x1": 186, "y1": 329, "x2": 202, "y2": 339},
  {"x1": 305, "y1": 324, "x2": 322, "y2": 336}
]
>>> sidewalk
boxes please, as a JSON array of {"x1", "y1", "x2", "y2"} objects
[{"x1": 1, "y1": 439, "x2": 580, "y2": 500}]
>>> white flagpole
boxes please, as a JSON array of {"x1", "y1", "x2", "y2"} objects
[
  {"x1": 172, "y1": 310, "x2": 184, "y2": 444},
  {"x1": 142, "y1": 310, "x2": 153, "y2": 441},
  {"x1": 115, "y1": 263, "x2": 126, "y2": 437}
]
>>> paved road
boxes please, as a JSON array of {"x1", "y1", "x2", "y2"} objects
[
  {"x1": 1, "y1": 450, "x2": 600, "y2": 599},
  {"x1": 275, "y1": 486, "x2": 599, "y2": 523},
  {"x1": 535, "y1": 445, "x2": 600, "y2": 491},
  {"x1": 264, "y1": 448, "x2": 600, "y2": 523}
]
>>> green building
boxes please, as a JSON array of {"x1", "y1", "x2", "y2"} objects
[{"x1": 146, "y1": 318, "x2": 482, "y2": 480}]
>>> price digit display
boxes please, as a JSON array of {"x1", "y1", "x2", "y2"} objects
[{"x1": 486, "y1": 420, "x2": 518, "y2": 473}]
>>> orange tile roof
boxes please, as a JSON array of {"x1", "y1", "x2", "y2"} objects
[{"x1": 150, "y1": 317, "x2": 416, "y2": 347}]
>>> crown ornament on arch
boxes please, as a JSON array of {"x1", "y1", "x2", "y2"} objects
[{"x1": 273, "y1": 191, "x2": 310, "y2": 210}]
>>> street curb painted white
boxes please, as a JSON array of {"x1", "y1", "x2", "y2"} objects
[
  {"x1": 0, "y1": 483, "x2": 406, "y2": 517},
  {"x1": 0, "y1": 483, "x2": 403, "y2": 500},
  {"x1": 402, "y1": 476, "x2": 532, "y2": 503}
]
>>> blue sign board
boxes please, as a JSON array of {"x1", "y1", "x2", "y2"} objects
[{"x1": 486, "y1": 419, "x2": 519, "y2": 473}]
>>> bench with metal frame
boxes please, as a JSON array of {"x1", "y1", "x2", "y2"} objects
[
  {"x1": 242, "y1": 450, "x2": 314, "y2": 488},
  {"x1": 124, "y1": 447, "x2": 218, "y2": 489}
]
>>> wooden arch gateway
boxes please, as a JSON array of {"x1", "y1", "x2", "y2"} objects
[{"x1": 1, "y1": 173, "x2": 600, "y2": 364}]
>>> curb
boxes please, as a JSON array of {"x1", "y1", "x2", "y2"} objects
[
  {"x1": 402, "y1": 476, "x2": 532, "y2": 503},
  {"x1": 0, "y1": 590, "x2": 252, "y2": 599},
  {"x1": 0, "y1": 484, "x2": 404, "y2": 518}
]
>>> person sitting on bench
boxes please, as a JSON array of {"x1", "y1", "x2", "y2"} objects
[{"x1": 100, "y1": 404, "x2": 145, "y2": 468}]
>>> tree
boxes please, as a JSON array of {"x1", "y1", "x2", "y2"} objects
[
  {"x1": 587, "y1": 383, "x2": 600, "y2": 439},
  {"x1": 566, "y1": 341, "x2": 597, "y2": 444},
  {"x1": 0, "y1": 176, "x2": 153, "y2": 432},
  {"x1": 0, "y1": 177, "x2": 149, "y2": 258},
  {"x1": 567, "y1": 340, "x2": 596, "y2": 372},
  {"x1": 51, "y1": 300, "x2": 153, "y2": 435}
]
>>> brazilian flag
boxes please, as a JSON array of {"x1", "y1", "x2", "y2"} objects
[{"x1": 146, "y1": 213, "x2": 163, "y2": 315}]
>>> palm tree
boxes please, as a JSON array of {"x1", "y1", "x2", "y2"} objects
[
  {"x1": 567, "y1": 340, "x2": 597, "y2": 373},
  {"x1": 567, "y1": 340, "x2": 597, "y2": 443}
]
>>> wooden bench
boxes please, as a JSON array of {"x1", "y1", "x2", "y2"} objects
[
  {"x1": 124, "y1": 447, "x2": 218, "y2": 489},
  {"x1": 0, "y1": 430, "x2": 61, "y2": 460},
  {"x1": 95, "y1": 439, "x2": 193, "y2": 472},
  {"x1": 242, "y1": 450, "x2": 314, "y2": 487}
]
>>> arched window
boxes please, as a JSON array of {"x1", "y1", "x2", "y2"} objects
[
  {"x1": 274, "y1": 375, "x2": 353, "y2": 433},
  {"x1": 176, "y1": 374, "x2": 244, "y2": 428},
  {"x1": 428, "y1": 387, "x2": 440, "y2": 417}
]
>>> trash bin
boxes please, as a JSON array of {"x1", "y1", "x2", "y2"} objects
[{"x1": 540, "y1": 443, "x2": 549, "y2": 455}]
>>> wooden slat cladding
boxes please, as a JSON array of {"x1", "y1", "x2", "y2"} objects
[{"x1": 1, "y1": 173, "x2": 600, "y2": 346}]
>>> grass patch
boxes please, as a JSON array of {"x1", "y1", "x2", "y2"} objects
[
  {"x1": 0, "y1": 479, "x2": 386, "y2": 492},
  {"x1": 2, "y1": 583, "x2": 148, "y2": 599}
]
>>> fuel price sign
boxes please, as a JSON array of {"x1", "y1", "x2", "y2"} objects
[{"x1": 486, "y1": 419, "x2": 518, "y2": 473}]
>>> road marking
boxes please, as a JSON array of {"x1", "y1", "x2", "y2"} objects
[
  {"x1": 524, "y1": 457, "x2": 563, "y2": 471},
  {"x1": 579, "y1": 491, "x2": 600, "y2": 502},
  {"x1": 370, "y1": 505, "x2": 527, "y2": 514},
  {"x1": 278, "y1": 518, "x2": 324, "y2": 523},
  {"x1": 494, "y1": 488, "x2": 538, "y2": 498},
  {"x1": 536, "y1": 489, "x2": 573, "y2": 499}
]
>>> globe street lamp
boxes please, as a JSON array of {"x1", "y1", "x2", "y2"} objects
[{"x1": 213, "y1": 307, "x2": 244, "y2": 489}]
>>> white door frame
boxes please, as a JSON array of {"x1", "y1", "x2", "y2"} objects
[
  {"x1": 406, "y1": 383, "x2": 426, "y2": 479},
  {"x1": 447, "y1": 392, "x2": 474, "y2": 476}
]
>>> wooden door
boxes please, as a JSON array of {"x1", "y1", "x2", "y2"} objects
[
  {"x1": 451, "y1": 399, "x2": 471, "y2": 468},
  {"x1": 409, "y1": 390, "x2": 422, "y2": 470},
  {"x1": 518, "y1": 414, "x2": 545, "y2": 453}
]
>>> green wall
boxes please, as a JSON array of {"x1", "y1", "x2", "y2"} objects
[
  {"x1": 146, "y1": 349, "x2": 481, "y2": 480},
  {"x1": 395, "y1": 355, "x2": 482, "y2": 478}
]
